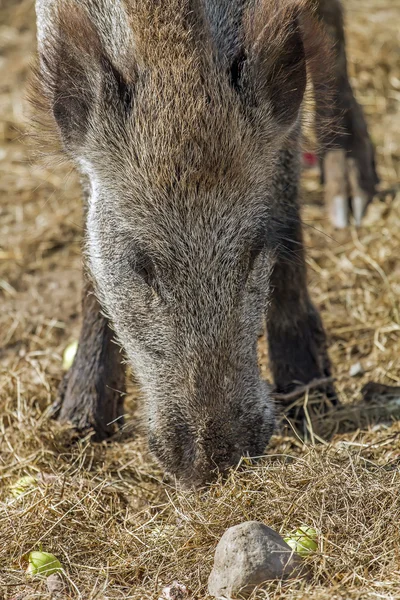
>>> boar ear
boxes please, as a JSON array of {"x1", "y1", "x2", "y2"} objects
[
  {"x1": 32, "y1": 0, "x2": 135, "y2": 153},
  {"x1": 235, "y1": 0, "x2": 308, "y2": 130}
]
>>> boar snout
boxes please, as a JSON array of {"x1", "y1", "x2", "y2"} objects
[{"x1": 149, "y1": 381, "x2": 274, "y2": 487}]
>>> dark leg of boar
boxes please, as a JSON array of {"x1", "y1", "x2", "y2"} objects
[
  {"x1": 56, "y1": 280, "x2": 126, "y2": 440},
  {"x1": 314, "y1": 0, "x2": 378, "y2": 228},
  {"x1": 267, "y1": 148, "x2": 336, "y2": 403},
  {"x1": 55, "y1": 181, "x2": 126, "y2": 440}
]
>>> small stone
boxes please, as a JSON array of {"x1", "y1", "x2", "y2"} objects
[
  {"x1": 46, "y1": 573, "x2": 65, "y2": 599},
  {"x1": 349, "y1": 362, "x2": 364, "y2": 377},
  {"x1": 208, "y1": 521, "x2": 302, "y2": 599},
  {"x1": 159, "y1": 581, "x2": 190, "y2": 599}
]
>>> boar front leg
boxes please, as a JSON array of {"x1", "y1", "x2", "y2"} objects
[
  {"x1": 314, "y1": 0, "x2": 379, "y2": 227},
  {"x1": 267, "y1": 232, "x2": 334, "y2": 400},
  {"x1": 56, "y1": 280, "x2": 126, "y2": 440},
  {"x1": 266, "y1": 148, "x2": 337, "y2": 405}
]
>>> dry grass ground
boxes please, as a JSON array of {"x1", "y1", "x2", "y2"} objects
[{"x1": 1, "y1": 0, "x2": 400, "y2": 598}]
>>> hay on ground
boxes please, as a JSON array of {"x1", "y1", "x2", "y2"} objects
[{"x1": 1, "y1": 0, "x2": 400, "y2": 598}]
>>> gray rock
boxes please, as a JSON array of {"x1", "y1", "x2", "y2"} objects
[
  {"x1": 46, "y1": 573, "x2": 65, "y2": 599},
  {"x1": 349, "y1": 362, "x2": 364, "y2": 377},
  {"x1": 208, "y1": 521, "x2": 301, "y2": 599}
]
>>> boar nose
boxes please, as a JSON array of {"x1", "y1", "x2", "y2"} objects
[
  {"x1": 214, "y1": 449, "x2": 243, "y2": 473},
  {"x1": 190, "y1": 444, "x2": 242, "y2": 487}
]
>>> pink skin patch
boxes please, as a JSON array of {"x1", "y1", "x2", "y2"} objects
[{"x1": 302, "y1": 151, "x2": 318, "y2": 168}]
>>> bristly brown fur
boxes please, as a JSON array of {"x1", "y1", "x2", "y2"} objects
[
  {"x1": 242, "y1": 0, "x2": 337, "y2": 148},
  {"x1": 28, "y1": 0, "x2": 337, "y2": 166},
  {"x1": 27, "y1": 58, "x2": 65, "y2": 163},
  {"x1": 28, "y1": 1, "x2": 103, "y2": 161}
]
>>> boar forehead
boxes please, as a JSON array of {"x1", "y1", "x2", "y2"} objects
[
  {"x1": 92, "y1": 69, "x2": 267, "y2": 191},
  {"x1": 92, "y1": 181, "x2": 271, "y2": 269}
]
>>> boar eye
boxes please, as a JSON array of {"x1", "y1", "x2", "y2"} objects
[
  {"x1": 132, "y1": 252, "x2": 156, "y2": 289},
  {"x1": 248, "y1": 237, "x2": 266, "y2": 272},
  {"x1": 137, "y1": 264, "x2": 152, "y2": 286},
  {"x1": 229, "y1": 48, "x2": 247, "y2": 92}
]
